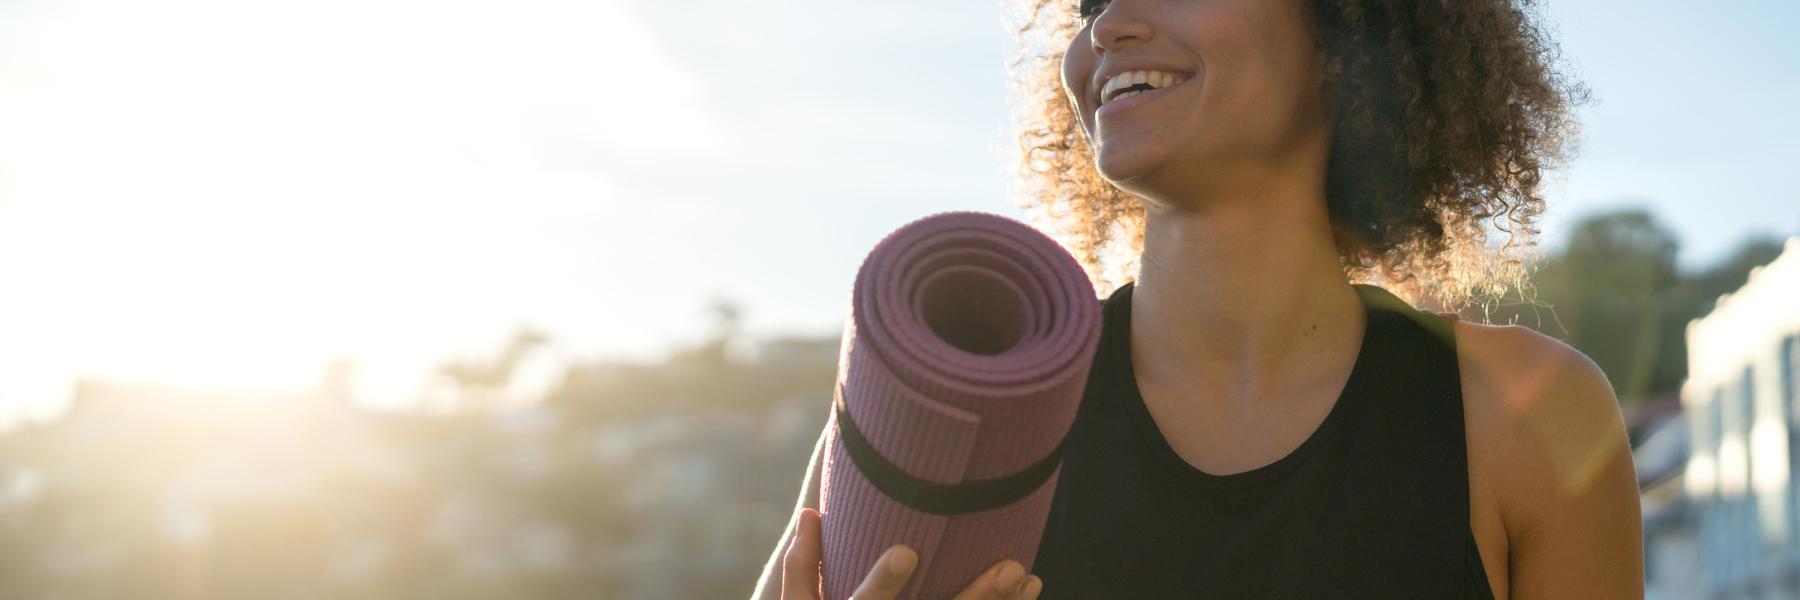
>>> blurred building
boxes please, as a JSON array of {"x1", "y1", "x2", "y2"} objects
[
  {"x1": 1678, "y1": 237, "x2": 1800, "y2": 598},
  {"x1": 1637, "y1": 396, "x2": 1699, "y2": 599}
]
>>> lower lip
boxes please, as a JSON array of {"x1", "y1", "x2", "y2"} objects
[{"x1": 1096, "y1": 80, "x2": 1185, "y2": 121}]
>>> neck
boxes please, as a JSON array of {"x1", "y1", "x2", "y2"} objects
[{"x1": 1129, "y1": 171, "x2": 1364, "y2": 407}]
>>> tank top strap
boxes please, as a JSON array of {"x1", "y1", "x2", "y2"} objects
[{"x1": 1341, "y1": 283, "x2": 1475, "y2": 593}]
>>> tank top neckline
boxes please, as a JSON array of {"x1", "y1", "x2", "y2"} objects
[{"x1": 1105, "y1": 280, "x2": 1392, "y2": 489}]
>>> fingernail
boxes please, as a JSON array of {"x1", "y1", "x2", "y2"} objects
[
  {"x1": 1013, "y1": 573, "x2": 1034, "y2": 595},
  {"x1": 996, "y1": 562, "x2": 1023, "y2": 590},
  {"x1": 886, "y1": 548, "x2": 916, "y2": 573},
  {"x1": 1024, "y1": 575, "x2": 1043, "y2": 599}
]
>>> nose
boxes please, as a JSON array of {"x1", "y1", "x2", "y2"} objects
[{"x1": 1089, "y1": 0, "x2": 1152, "y2": 53}]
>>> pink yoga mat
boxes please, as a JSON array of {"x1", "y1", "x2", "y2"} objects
[{"x1": 819, "y1": 211, "x2": 1102, "y2": 600}]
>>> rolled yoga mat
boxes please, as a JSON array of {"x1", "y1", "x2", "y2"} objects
[{"x1": 819, "y1": 211, "x2": 1103, "y2": 600}]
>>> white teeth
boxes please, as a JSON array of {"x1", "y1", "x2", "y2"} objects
[{"x1": 1101, "y1": 69, "x2": 1190, "y2": 105}]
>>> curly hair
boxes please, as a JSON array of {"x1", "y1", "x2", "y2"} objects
[{"x1": 1004, "y1": 0, "x2": 1588, "y2": 314}]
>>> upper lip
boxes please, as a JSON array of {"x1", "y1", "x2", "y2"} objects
[{"x1": 1093, "y1": 62, "x2": 1196, "y2": 107}]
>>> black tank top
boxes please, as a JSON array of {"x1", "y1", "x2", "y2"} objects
[{"x1": 1031, "y1": 281, "x2": 1499, "y2": 599}]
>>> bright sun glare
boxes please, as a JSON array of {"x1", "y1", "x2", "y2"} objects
[{"x1": 0, "y1": 0, "x2": 722, "y2": 427}]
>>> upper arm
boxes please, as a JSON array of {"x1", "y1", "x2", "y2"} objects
[
  {"x1": 1471, "y1": 325, "x2": 1644, "y2": 598},
  {"x1": 749, "y1": 420, "x2": 829, "y2": 600}
]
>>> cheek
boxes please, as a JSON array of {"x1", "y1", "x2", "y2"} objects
[
  {"x1": 1217, "y1": 8, "x2": 1322, "y2": 121},
  {"x1": 1061, "y1": 45, "x2": 1097, "y2": 132},
  {"x1": 1198, "y1": 33, "x2": 1300, "y2": 119},
  {"x1": 1059, "y1": 48, "x2": 1088, "y2": 105}
]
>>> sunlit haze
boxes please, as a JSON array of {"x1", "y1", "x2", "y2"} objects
[{"x1": 0, "y1": 0, "x2": 1794, "y2": 429}]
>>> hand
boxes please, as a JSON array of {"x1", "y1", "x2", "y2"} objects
[{"x1": 781, "y1": 507, "x2": 1044, "y2": 600}]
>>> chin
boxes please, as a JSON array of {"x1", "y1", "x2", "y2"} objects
[{"x1": 1093, "y1": 145, "x2": 1168, "y2": 190}]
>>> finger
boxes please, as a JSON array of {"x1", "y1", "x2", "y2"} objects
[
  {"x1": 951, "y1": 559, "x2": 1028, "y2": 600},
  {"x1": 781, "y1": 508, "x2": 823, "y2": 600},
  {"x1": 1020, "y1": 575, "x2": 1043, "y2": 600},
  {"x1": 849, "y1": 544, "x2": 917, "y2": 600}
]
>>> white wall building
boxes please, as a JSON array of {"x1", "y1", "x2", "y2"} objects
[{"x1": 1682, "y1": 238, "x2": 1800, "y2": 598}]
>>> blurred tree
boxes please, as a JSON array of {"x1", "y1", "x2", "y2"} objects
[
  {"x1": 1679, "y1": 236, "x2": 1788, "y2": 309},
  {"x1": 549, "y1": 298, "x2": 838, "y2": 422},
  {"x1": 433, "y1": 327, "x2": 553, "y2": 413},
  {"x1": 1483, "y1": 208, "x2": 1786, "y2": 408},
  {"x1": 1544, "y1": 209, "x2": 1680, "y2": 406}
]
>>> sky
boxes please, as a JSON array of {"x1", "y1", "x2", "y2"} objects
[{"x1": 0, "y1": 0, "x2": 1795, "y2": 427}]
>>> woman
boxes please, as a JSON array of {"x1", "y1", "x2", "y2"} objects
[{"x1": 754, "y1": 0, "x2": 1643, "y2": 597}]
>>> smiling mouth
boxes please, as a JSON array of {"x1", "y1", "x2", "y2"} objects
[
  {"x1": 1109, "y1": 84, "x2": 1156, "y2": 103},
  {"x1": 1095, "y1": 81, "x2": 1184, "y2": 122},
  {"x1": 1098, "y1": 70, "x2": 1192, "y2": 108}
]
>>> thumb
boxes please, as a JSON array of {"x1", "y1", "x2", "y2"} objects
[{"x1": 781, "y1": 508, "x2": 824, "y2": 600}]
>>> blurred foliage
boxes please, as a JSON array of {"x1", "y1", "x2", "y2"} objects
[
  {"x1": 0, "y1": 301, "x2": 839, "y2": 600},
  {"x1": 1478, "y1": 207, "x2": 1787, "y2": 408}
]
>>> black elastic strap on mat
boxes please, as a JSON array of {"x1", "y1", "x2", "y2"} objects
[{"x1": 832, "y1": 390, "x2": 1068, "y2": 516}]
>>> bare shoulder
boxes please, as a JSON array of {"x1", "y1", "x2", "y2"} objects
[
  {"x1": 1443, "y1": 316, "x2": 1627, "y2": 494},
  {"x1": 1440, "y1": 314, "x2": 1644, "y2": 598}
]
